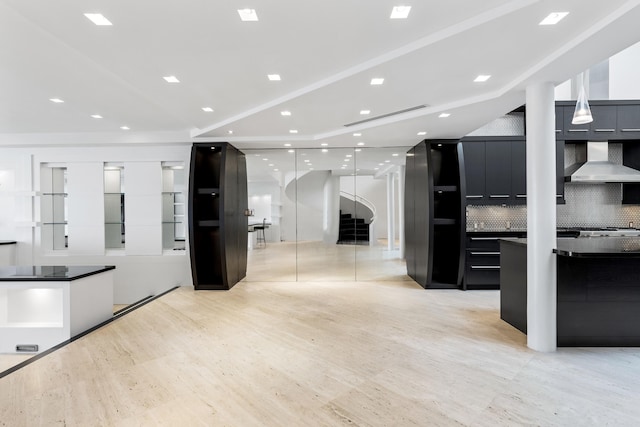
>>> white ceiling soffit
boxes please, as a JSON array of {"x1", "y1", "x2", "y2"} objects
[{"x1": 1, "y1": 0, "x2": 640, "y2": 148}]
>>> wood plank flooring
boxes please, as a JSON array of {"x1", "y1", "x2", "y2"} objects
[{"x1": 1, "y1": 281, "x2": 639, "y2": 426}]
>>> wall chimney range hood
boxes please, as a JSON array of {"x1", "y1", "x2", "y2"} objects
[{"x1": 564, "y1": 141, "x2": 640, "y2": 183}]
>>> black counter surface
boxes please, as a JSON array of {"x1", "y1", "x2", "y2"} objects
[
  {"x1": 502, "y1": 237, "x2": 640, "y2": 258},
  {"x1": 0, "y1": 240, "x2": 17, "y2": 245},
  {"x1": 0, "y1": 265, "x2": 115, "y2": 281}
]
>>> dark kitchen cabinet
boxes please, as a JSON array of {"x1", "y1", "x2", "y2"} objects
[
  {"x1": 405, "y1": 139, "x2": 466, "y2": 289},
  {"x1": 189, "y1": 142, "x2": 248, "y2": 290},
  {"x1": 617, "y1": 104, "x2": 640, "y2": 139},
  {"x1": 485, "y1": 140, "x2": 512, "y2": 203},
  {"x1": 462, "y1": 141, "x2": 486, "y2": 203},
  {"x1": 511, "y1": 139, "x2": 526, "y2": 203},
  {"x1": 558, "y1": 100, "x2": 640, "y2": 140},
  {"x1": 464, "y1": 231, "x2": 526, "y2": 290},
  {"x1": 622, "y1": 141, "x2": 640, "y2": 204}
]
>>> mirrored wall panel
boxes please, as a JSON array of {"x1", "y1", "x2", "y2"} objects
[
  {"x1": 104, "y1": 164, "x2": 125, "y2": 249},
  {"x1": 162, "y1": 162, "x2": 186, "y2": 251},
  {"x1": 40, "y1": 165, "x2": 67, "y2": 251}
]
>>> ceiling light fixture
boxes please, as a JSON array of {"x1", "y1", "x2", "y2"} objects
[
  {"x1": 84, "y1": 13, "x2": 112, "y2": 26},
  {"x1": 237, "y1": 9, "x2": 259, "y2": 21},
  {"x1": 163, "y1": 76, "x2": 180, "y2": 83},
  {"x1": 49, "y1": 98, "x2": 64, "y2": 103},
  {"x1": 202, "y1": 107, "x2": 214, "y2": 112},
  {"x1": 439, "y1": 113, "x2": 451, "y2": 118},
  {"x1": 289, "y1": 130, "x2": 298, "y2": 134},
  {"x1": 322, "y1": 149, "x2": 328, "y2": 153},
  {"x1": 281, "y1": 110, "x2": 291, "y2": 116},
  {"x1": 346, "y1": 154, "x2": 352, "y2": 158},
  {"x1": 353, "y1": 133, "x2": 361, "y2": 137},
  {"x1": 284, "y1": 143, "x2": 292, "y2": 147},
  {"x1": 539, "y1": 12, "x2": 569, "y2": 26},
  {"x1": 267, "y1": 74, "x2": 281, "y2": 81},
  {"x1": 91, "y1": 114, "x2": 102, "y2": 119},
  {"x1": 355, "y1": 149, "x2": 362, "y2": 152},
  {"x1": 274, "y1": 169, "x2": 279, "y2": 171},
  {"x1": 370, "y1": 78, "x2": 385, "y2": 85},
  {"x1": 357, "y1": 142, "x2": 365, "y2": 146},
  {"x1": 392, "y1": 153, "x2": 399, "y2": 157},
  {"x1": 321, "y1": 143, "x2": 328, "y2": 146},
  {"x1": 360, "y1": 110, "x2": 371, "y2": 115},
  {"x1": 120, "y1": 126, "x2": 130, "y2": 130},
  {"x1": 474, "y1": 75, "x2": 491, "y2": 82},
  {"x1": 390, "y1": 6, "x2": 411, "y2": 19},
  {"x1": 417, "y1": 131, "x2": 427, "y2": 136},
  {"x1": 228, "y1": 130, "x2": 233, "y2": 134},
  {"x1": 572, "y1": 72, "x2": 593, "y2": 125},
  {"x1": 288, "y1": 149, "x2": 295, "y2": 153}
]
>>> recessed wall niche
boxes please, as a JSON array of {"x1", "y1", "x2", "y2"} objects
[
  {"x1": 40, "y1": 165, "x2": 67, "y2": 251},
  {"x1": 104, "y1": 164, "x2": 125, "y2": 249}
]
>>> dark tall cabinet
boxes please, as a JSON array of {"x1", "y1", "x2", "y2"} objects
[
  {"x1": 405, "y1": 140, "x2": 466, "y2": 288},
  {"x1": 189, "y1": 142, "x2": 248, "y2": 290}
]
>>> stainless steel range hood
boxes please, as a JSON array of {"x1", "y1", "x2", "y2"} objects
[{"x1": 565, "y1": 141, "x2": 640, "y2": 183}]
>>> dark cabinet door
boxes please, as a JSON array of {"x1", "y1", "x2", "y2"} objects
[
  {"x1": 590, "y1": 105, "x2": 617, "y2": 139},
  {"x1": 564, "y1": 105, "x2": 590, "y2": 139},
  {"x1": 462, "y1": 141, "x2": 485, "y2": 203},
  {"x1": 485, "y1": 141, "x2": 512, "y2": 202},
  {"x1": 555, "y1": 106, "x2": 564, "y2": 136},
  {"x1": 511, "y1": 140, "x2": 526, "y2": 203},
  {"x1": 617, "y1": 105, "x2": 640, "y2": 139},
  {"x1": 556, "y1": 140, "x2": 565, "y2": 203}
]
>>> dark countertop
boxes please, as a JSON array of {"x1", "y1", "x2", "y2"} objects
[
  {"x1": 501, "y1": 237, "x2": 640, "y2": 258},
  {"x1": 0, "y1": 240, "x2": 17, "y2": 245},
  {"x1": 0, "y1": 265, "x2": 115, "y2": 281}
]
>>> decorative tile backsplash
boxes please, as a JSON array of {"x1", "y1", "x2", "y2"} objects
[{"x1": 466, "y1": 143, "x2": 640, "y2": 230}]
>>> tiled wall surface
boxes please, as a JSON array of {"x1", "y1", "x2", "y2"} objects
[{"x1": 466, "y1": 143, "x2": 640, "y2": 230}]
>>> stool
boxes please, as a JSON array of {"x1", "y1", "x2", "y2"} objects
[{"x1": 254, "y1": 219, "x2": 267, "y2": 248}]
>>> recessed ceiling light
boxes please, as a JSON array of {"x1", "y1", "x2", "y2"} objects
[
  {"x1": 289, "y1": 130, "x2": 298, "y2": 134},
  {"x1": 274, "y1": 169, "x2": 279, "y2": 172},
  {"x1": 539, "y1": 12, "x2": 569, "y2": 26},
  {"x1": 417, "y1": 131, "x2": 427, "y2": 136},
  {"x1": 288, "y1": 149, "x2": 295, "y2": 153},
  {"x1": 284, "y1": 143, "x2": 292, "y2": 147},
  {"x1": 374, "y1": 168, "x2": 379, "y2": 170},
  {"x1": 120, "y1": 126, "x2": 130, "y2": 130},
  {"x1": 281, "y1": 110, "x2": 292, "y2": 116},
  {"x1": 321, "y1": 143, "x2": 328, "y2": 146},
  {"x1": 346, "y1": 154, "x2": 352, "y2": 158},
  {"x1": 474, "y1": 75, "x2": 491, "y2": 82},
  {"x1": 360, "y1": 110, "x2": 371, "y2": 115},
  {"x1": 202, "y1": 107, "x2": 214, "y2": 112},
  {"x1": 238, "y1": 9, "x2": 258, "y2": 21},
  {"x1": 345, "y1": 159, "x2": 351, "y2": 162},
  {"x1": 379, "y1": 163, "x2": 384, "y2": 166},
  {"x1": 163, "y1": 76, "x2": 180, "y2": 83},
  {"x1": 49, "y1": 98, "x2": 64, "y2": 103},
  {"x1": 353, "y1": 133, "x2": 361, "y2": 137},
  {"x1": 439, "y1": 113, "x2": 451, "y2": 118},
  {"x1": 91, "y1": 114, "x2": 102, "y2": 119},
  {"x1": 385, "y1": 160, "x2": 391, "y2": 163},
  {"x1": 304, "y1": 159, "x2": 310, "y2": 163},
  {"x1": 84, "y1": 13, "x2": 112, "y2": 26},
  {"x1": 269, "y1": 164, "x2": 274, "y2": 167},
  {"x1": 228, "y1": 130, "x2": 233, "y2": 134},
  {"x1": 355, "y1": 149, "x2": 362, "y2": 152},
  {"x1": 263, "y1": 158, "x2": 268, "y2": 161},
  {"x1": 392, "y1": 153, "x2": 399, "y2": 157},
  {"x1": 357, "y1": 142, "x2": 365, "y2": 146},
  {"x1": 342, "y1": 165, "x2": 348, "y2": 168},
  {"x1": 268, "y1": 74, "x2": 281, "y2": 81},
  {"x1": 322, "y1": 149, "x2": 328, "y2": 153},
  {"x1": 390, "y1": 6, "x2": 411, "y2": 19},
  {"x1": 370, "y1": 78, "x2": 385, "y2": 85}
]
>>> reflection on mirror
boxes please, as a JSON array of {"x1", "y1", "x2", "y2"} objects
[
  {"x1": 40, "y1": 165, "x2": 67, "y2": 250},
  {"x1": 104, "y1": 164, "x2": 125, "y2": 249},
  {"x1": 161, "y1": 162, "x2": 186, "y2": 251}
]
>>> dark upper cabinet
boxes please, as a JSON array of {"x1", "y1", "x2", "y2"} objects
[
  {"x1": 563, "y1": 105, "x2": 590, "y2": 138},
  {"x1": 556, "y1": 140, "x2": 565, "y2": 203},
  {"x1": 511, "y1": 140, "x2": 526, "y2": 203},
  {"x1": 555, "y1": 106, "x2": 564, "y2": 135},
  {"x1": 462, "y1": 141, "x2": 485, "y2": 203},
  {"x1": 485, "y1": 140, "x2": 512, "y2": 202},
  {"x1": 590, "y1": 105, "x2": 617, "y2": 139},
  {"x1": 617, "y1": 104, "x2": 640, "y2": 139}
]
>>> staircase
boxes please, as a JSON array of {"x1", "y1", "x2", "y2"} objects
[{"x1": 337, "y1": 211, "x2": 370, "y2": 245}]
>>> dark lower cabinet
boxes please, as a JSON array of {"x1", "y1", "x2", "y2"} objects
[
  {"x1": 405, "y1": 140, "x2": 466, "y2": 288},
  {"x1": 464, "y1": 232, "x2": 526, "y2": 290},
  {"x1": 189, "y1": 142, "x2": 248, "y2": 290}
]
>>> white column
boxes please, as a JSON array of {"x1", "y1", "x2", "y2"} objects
[
  {"x1": 322, "y1": 173, "x2": 340, "y2": 244},
  {"x1": 397, "y1": 166, "x2": 406, "y2": 258},
  {"x1": 386, "y1": 172, "x2": 395, "y2": 251},
  {"x1": 526, "y1": 82, "x2": 557, "y2": 352}
]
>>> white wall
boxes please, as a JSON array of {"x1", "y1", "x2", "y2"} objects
[
  {"x1": 610, "y1": 41, "x2": 640, "y2": 99},
  {"x1": 1, "y1": 144, "x2": 191, "y2": 304}
]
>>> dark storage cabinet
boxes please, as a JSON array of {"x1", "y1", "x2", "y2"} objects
[
  {"x1": 405, "y1": 140, "x2": 466, "y2": 288},
  {"x1": 189, "y1": 143, "x2": 248, "y2": 290}
]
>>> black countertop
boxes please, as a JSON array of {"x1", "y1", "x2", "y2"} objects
[
  {"x1": 0, "y1": 240, "x2": 17, "y2": 245},
  {"x1": 0, "y1": 265, "x2": 115, "y2": 281},
  {"x1": 501, "y1": 237, "x2": 640, "y2": 258}
]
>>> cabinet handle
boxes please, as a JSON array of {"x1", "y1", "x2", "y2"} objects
[
  {"x1": 595, "y1": 129, "x2": 615, "y2": 132},
  {"x1": 470, "y1": 252, "x2": 500, "y2": 256},
  {"x1": 555, "y1": 129, "x2": 562, "y2": 133},
  {"x1": 466, "y1": 195, "x2": 483, "y2": 199},
  {"x1": 471, "y1": 265, "x2": 500, "y2": 270},
  {"x1": 568, "y1": 129, "x2": 589, "y2": 132},
  {"x1": 516, "y1": 194, "x2": 526, "y2": 198},
  {"x1": 556, "y1": 194, "x2": 563, "y2": 198},
  {"x1": 621, "y1": 129, "x2": 640, "y2": 132},
  {"x1": 489, "y1": 195, "x2": 509, "y2": 198},
  {"x1": 470, "y1": 237, "x2": 499, "y2": 241}
]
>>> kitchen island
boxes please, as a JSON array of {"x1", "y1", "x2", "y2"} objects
[
  {"x1": 500, "y1": 238, "x2": 640, "y2": 346},
  {"x1": 0, "y1": 265, "x2": 114, "y2": 353}
]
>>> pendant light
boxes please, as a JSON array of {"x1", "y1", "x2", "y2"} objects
[{"x1": 572, "y1": 72, "x2": 593, "y2": 124}]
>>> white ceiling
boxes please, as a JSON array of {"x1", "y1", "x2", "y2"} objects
[{"x1": 2, "y1": 0, "x2": 640, "y2": 149}]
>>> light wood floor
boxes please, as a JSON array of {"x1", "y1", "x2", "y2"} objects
[{"x1": 2, "y1": 280, "x2": 640, "y2": 426}]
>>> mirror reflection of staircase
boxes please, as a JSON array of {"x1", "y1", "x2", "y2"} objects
[{"x1": 337, "y1": 211, "x2": 369, "y2": 245}]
